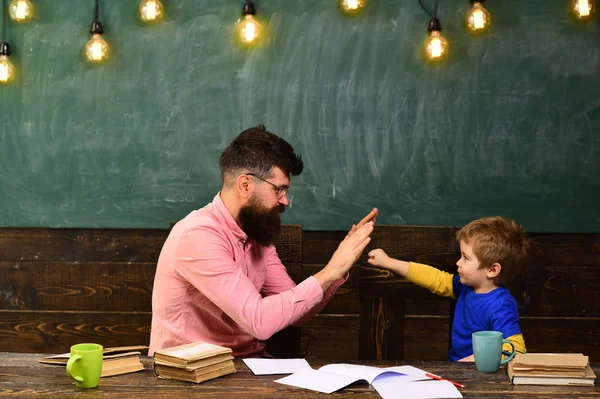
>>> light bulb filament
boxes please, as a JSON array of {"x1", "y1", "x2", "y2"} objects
[
  {"x1": 346, "y1": 0, "x2": 359, "y2": 10},
  {"x1": 91, "y1": 42, "x2": 103, "y2": 61},
  {"x1": 145, "y1": 0, "x2": 157, "y2": 20},
  {"x1": 0, "y1": 64, "x2": 9, "y2": 82},
  {"x1": 429, "y1": 38, "x2": 442, "y2": 58},
  {"x1": 473, "y1": 10, "x2": 485, "y2": 29},
  {"x1": 578, "y1": 0, "x2": 591, "y2": 16},
  {"x1": 0, "y1": 56, "x2": 14, "y2": 83},
  {"x1": 244, "y1": 21, "x2": 256, "y2": 42},
  {"x1": 16, "y1": 1, "x2": 27, "y2": 19}
]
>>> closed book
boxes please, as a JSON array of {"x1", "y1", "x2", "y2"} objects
[
  {"x1": 153, "y1": 341, "x2": 232, "y2": 366},
  {"x1": 154, "y1": 353, "x2": 234, "y2": 371},
  {"x1": 155, "y1": 359, "x2": 236, "y2": 384},
  {"x1": 512, "y1": 353, "x2": 589, "y2": 374},
  {"x1": 508, "y1": 361, "x2": 596, "y2": 386}
]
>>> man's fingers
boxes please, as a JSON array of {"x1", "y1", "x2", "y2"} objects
[
  {"x1": 354, "y1": 236, "x2": 372, "y2": 255},
  {"x1": 356, "y1": 208, "x2": 378, "y2": 229}
]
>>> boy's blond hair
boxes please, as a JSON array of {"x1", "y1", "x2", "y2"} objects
[{"x1": 456, "y1": 216, "x2": 529, "y2": 286}]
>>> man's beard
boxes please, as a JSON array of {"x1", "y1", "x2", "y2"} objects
[{"x1": 239, "y1": 195, "x2": 285, "y2": 247}]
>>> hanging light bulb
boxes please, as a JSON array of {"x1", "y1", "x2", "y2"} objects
[
  {"x1": 465, "y1": 1, "x2": 491, "y2": 33},
  {"x1": 139, "y1": 0, "x2": 164, "y2": 24},
  {"x1": 85, "y1": 33, "x2": 109, "y2": 63},
  {"x1": 236, "y1": 1, "x2": 262, "y2": 46},
  {"x1": 8, "y1": 0, "x2": 32, "y2": 22},
  {"x1": 84, "y1": 0, "x2": 109, "y2": 63},
  {"x1": 571, "y1": 0, "x2": 595, "y2": 20},
  {"x1": 0, "y1": 42, "x2": 15, "y2": 84},
  {"x1": 423, "y1": 17, "x2": 448, "y2": 62},
  {"x1": 339, "y1": 0, "x2": 366, "y2": 16}
]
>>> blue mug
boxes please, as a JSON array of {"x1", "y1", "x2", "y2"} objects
[{"x1": 472, "y1": 331, "x2": 516, "y2": 372}]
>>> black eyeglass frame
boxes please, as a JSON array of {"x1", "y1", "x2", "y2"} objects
[{"x1": 245, "y1": 173, "x2": 289, "y2": 199}]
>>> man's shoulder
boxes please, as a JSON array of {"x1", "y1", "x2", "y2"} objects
[{"x1": 172, "y1": 205, "x2": 228, "y2": 238}]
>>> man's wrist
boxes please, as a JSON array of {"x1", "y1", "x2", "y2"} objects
[{"x1": 313, "y1": 269, "x2": 337, "y2": 292}]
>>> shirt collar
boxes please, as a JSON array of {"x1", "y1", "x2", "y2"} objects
[{"x1": 212, "y1": 192, "x2": 248, "y2": 243}]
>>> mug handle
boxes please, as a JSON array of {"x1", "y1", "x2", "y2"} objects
[
  {"x1": 500, "y1": 339, "x2": 516, "y2": 365},
  {"x1": 66, "y1": 354, "x2": 84, "y2": 382}
]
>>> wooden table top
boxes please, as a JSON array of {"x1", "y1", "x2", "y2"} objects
[{"x1": 1, "y1": 352, "x2": 598, "y2": 398}]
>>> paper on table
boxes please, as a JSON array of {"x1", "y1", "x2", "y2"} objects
[
  {"x1": 242, "y1": 358, "x2": 312, "y2": 375},
  {"x1": 372, "y1": 375, "x2": 463, "y2": 399},
  {"x1": 274, "y1": 363, "x2": 429, "y2": 394}
]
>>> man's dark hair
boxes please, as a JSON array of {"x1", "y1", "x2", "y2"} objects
[{"x1": 219, "y1": 124, "x2": 303, "y2": 182}]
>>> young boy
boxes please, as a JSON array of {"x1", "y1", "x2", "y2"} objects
[{"x1": 367, "y1": 216, "x2": 528, "y2": 361}]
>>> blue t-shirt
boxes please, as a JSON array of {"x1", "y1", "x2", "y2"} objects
[{"x1": 449, "y1": 275, "x2": 522, "y2": 361}]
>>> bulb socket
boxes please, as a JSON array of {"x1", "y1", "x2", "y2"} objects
[
  {"x1": 89, "y1": 20, "x2": 104, "y2": 35},
  {"x1": 242, "y1": 1, "x2": 256, "y2": 16},
  {"x1": 0, "y1": 42, "x2": 11, "y2": 56},
  {"x1": 470, "y1": 0, "x2": 484, "y2": 3},
  {"x1": 428, "y1": 17, "x2": 442, "y2": 32}
]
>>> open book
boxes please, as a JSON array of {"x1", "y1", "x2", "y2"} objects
[
  {"x1": 39, "y1": 346, "x2": 147, "y2": 377},
  {"x1": 275, "y1": 363, "x2": 462, "y2": 398}
]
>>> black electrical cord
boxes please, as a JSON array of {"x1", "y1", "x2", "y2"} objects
[
  {"x1": 418, "y1": 0, "x2": 440, "y2": 17},
  {"x1": 2, "y1": 0, "x2": 7, "y2": 42}
]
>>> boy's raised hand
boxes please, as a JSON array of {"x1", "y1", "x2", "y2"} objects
[
  {"x1": 367, "y1": 248, "x2": 392, "y2": 269},
  {"x1": 368, "y1": 249, "x2": 410, "y2": 277}
]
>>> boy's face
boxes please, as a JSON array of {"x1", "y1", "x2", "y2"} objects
[{"x1": 456, "y1": 240, "x2": 490, "y2": 290}]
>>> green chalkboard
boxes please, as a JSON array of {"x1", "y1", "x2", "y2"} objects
[{"x1": 0, "y1": 0, "x2": 598, "y2": 232}]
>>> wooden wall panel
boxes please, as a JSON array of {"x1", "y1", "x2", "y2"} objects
[
  {"x1": 0, "y1": 311, "x2": 151, "y2": 353},
  {"x1": 0, "y1": 226, "x2": 598, "y2": 361}
]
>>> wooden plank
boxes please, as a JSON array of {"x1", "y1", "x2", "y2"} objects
[
  {"x1": 303, "y1": 231, "x2": 346, "y2": 264},
  {"x1": 301, "y1": 263, "x2": 359, "y2": 314},
  {"x1": 0, "y1": 225, "x2": 303, "y2": 264},
  {"x1": 359, "y1": 297, "x2": 404, "y2": 360},
  {"x1": 0, "y1": 228, "x2": 168, "y2": 262},
  {"x1": 300, "y1": 315, "x2": 358, "y2": 360},
  {"x1": 0, "y1": 261, "x2": 156, "y2": 311},
  {"x1": 0, "y1": 311, "x2": 151, "y2": 353}
]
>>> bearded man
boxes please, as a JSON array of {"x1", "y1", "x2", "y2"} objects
[{"x1": 149, "y1": 125, "x2": 377, "y2": 357}]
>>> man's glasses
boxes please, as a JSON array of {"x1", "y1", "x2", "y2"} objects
[{"x1": 246, "y1": 173, "x2": 289, "y2": 199}]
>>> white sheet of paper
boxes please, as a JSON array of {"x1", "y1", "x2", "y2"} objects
[
  {"x1": 275, "y1": 368, "x2": 360, "y2": 394},
  {"x1": 372, "y1": 376, "x2": 463, "y2": 399},
  {"x1": 242, "y1": 358, "x2": 312, "y2": 375},
  {"x1": 274, "y1": 363, "x2": 429, "y2": 394}
]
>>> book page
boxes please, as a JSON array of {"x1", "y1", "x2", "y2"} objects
[
  {"x1": 243, "y1": 358, "x2": 311, "y2": 375},
  {"x1": 275, "y1": 363, "x2": 429, "y2": 394},
  {"x1": 275, "y1": 368, "x2": 361, "y2": 394},
  {"x1": 164, "y1": 342, "x2": 227, "y2": 359},
  {"x1": 373, "y1": 376, "x2": 463, "y2": 399},
  {"x1": 319, "y1": 363, "x2": 426, "y2": 384}
]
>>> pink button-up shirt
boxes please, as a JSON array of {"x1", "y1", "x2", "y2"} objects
[{"x1": 149, "y1": 193, "x2": 345, "y2": 357}]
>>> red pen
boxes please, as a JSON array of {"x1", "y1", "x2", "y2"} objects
[{"x1": 425, "y1": 372, "x2": 466, "y2": 388}]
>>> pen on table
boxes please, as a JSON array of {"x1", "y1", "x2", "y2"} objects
[{"x1": 425, "y1": 372, "x2": 466, "y2": 388}]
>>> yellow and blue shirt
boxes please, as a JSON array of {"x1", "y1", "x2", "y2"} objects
[{"x1": 407, "y1": 262, "x2": 526, "y2": 361}]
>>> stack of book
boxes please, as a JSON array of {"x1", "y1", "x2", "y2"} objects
[
  {"x1": 39, "y1": 345, "x2": 146, "y2": 377},
  {"x1": 507, "y1": 353, "x2": 596, "y2": 386},
  {"x1": 153, "y1": 341, "x2": 236, "y2": 383}
]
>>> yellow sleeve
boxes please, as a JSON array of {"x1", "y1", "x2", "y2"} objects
[
  {"x1": 504, "y1": 334, "x2": 526, "y2": 358},
  {"x1": 406, "y1": 262, "x2": 455, "y2": 299}
]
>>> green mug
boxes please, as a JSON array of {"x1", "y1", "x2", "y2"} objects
[
  {"x1": 472, "y1": 331, "x2": 515, "y2": 373},
  {"x1": 66, "y1": 343, "x2": 103, "y2": 388}
]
